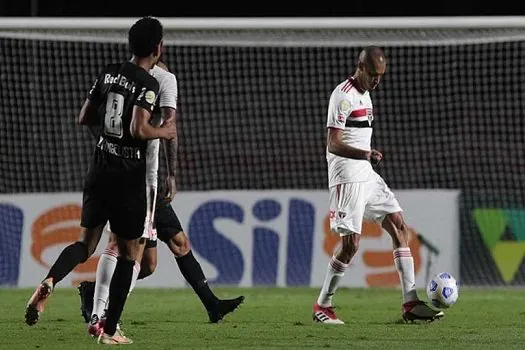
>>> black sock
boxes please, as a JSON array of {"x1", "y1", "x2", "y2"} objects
[
  {"x1": 45, "y1": 241, "x2": 88, "y2": 285},
  {"x1": 104, "y1": 257, "x2": 134, "y2": 336},
  {"x1": 176, "y1": 250, "x2": 218, "y2": 310}
]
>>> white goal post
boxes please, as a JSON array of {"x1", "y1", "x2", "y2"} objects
[
  {"x1": 1, "y1": 16, "x2": 525, "y2": 46},
  {"x1": 2, "y1": 16, "x2": 525, "y2": 29}
]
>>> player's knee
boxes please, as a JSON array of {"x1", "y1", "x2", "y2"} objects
[
  {"x1": 77, "y1": 240, "x2": 95, "y2": 259},
  {"x1": 168, "y1": 232, "x2": 191, "y2": 258},
  {"x1": 79, "y1": 235, "x2": 98, "y2": 257},
  {"x1": 80, "y1": 224, "x2": 105, "y2": 256}
]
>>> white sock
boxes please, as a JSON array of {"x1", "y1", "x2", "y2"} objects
[
  {"x1": 92, "y1": 248, "x2": 118, "y2": 318},
  {"x1": 393, "y1": 247, "x2": 419, "y2": 303},
  {"x1": 128, "y1": 261, "x2": 141, "y2": 296},
  {"x1": 316, "y1": 256, "x2": 349, "y2": 307}
]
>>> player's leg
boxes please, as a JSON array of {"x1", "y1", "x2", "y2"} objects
[
  {"x1": 25, "y1": 181, "x2": 107, "y2": 326},
  {"x1": 313, "y1": 183, "x2": 365, "y2": 324},
  {"x1": 86, "y1": 230, "x2": 143, "y2": 337},
  {"x1": 87, "y1": 228, "x2": 118, "y2": 328},
  {"x1": 25, "y1": 225, "x2": 105, "y2": 326},
  {"x1": 138, "y1": 239, "x2": 157, "y2": 279},
  {"x1": 382, "y1": 213, "x2": 418, "y2": 302},
  {"x1": 382, "y1": 212, "x2": 443, "y2": 322},
  {"x1": 96, "y1": 174, "x2": 148, "y2": 345},
  {"x1": 79, "y1": 237, "x2": 153, "y2": 326},
  {"x1": 314, "y1": 234, "x2": 359, "y2": 325},
  {"x1": 45, "y1": 225, "x2": 104, "y2": 286},
  {"x1": 156, "y1": 204, "x2": 244, "y2": 323},
  {"x1": 367, "y1": 176, "x2": 443, "y2": 322},
  {"x1": 98, "y1": 234, "x2": 141, "y2": 345}
]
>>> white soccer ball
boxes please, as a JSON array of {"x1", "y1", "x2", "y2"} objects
[{"x1": 426, "y1": 272, "x2": 459, "y2": 309}]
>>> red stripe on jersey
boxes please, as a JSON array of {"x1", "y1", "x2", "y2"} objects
[
  {"x1": 342, "y1": 80, "x2": 353, "y2": 93},
  {"x1": 349, "y1": 108, "x2": 368, "y2": 118}
]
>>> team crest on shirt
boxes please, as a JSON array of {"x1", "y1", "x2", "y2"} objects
[
  {"x1": 367, "y1": 109, "x2": 374, "y2": 126},
  {"x1": 145, "y1": 90, "x2": 156, "y2": 104},
  {"x1": 338, "y1": 211, "x2": 347, "y2": 219}
]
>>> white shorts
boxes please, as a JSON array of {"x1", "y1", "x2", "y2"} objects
[{"x1": 329, "y1": 174, "x2": 402, "y2": 235}]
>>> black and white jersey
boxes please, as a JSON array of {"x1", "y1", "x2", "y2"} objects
[{"x1": 87, "y1": 61, "x2": 160, "y2": 173}]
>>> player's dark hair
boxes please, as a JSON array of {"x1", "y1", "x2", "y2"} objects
[{"x1": 128, "y1": 17, "x2": 163, "y2": 58}]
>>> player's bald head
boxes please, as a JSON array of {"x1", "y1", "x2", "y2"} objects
[
  {"x1": 353, "y1": 46, "x2": 386, "y2": 91},
  {"x1": 358, "y1": 46, "x2": 386, "y2": 73}
]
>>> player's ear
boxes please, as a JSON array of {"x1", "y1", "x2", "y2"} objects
[
  {"x1": 159, "y1": 40, "x2": 164, "y2": 56},
  {"x1": 154, "y1": 41, "x2": 163, "y2": 59}
]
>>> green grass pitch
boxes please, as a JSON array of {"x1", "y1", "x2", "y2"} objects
[{"x1": 2, "y1": 287, "x2": 525, "y2": 349}]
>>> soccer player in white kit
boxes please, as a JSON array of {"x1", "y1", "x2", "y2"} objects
[{"x1": 313, "y1": 46, "x2": 444, "y2": 324}]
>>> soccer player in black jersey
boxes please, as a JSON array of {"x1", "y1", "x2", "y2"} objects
[
  {"x1": 24, "y1": 17, "x2": 175, "y2": 345},
  {"x1": 79, "y1": 61, "x2": 244, "y2": 333}
]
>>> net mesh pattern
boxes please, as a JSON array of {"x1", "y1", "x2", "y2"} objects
[{"x1": 1, "y1": 27, "x2": 524, "y2": 285}]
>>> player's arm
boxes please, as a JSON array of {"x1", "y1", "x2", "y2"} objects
[
  {"x1": 155, "y1": 63, "x2": 179, "y2": 201},
  {"x1": 162, "y1": 107, "x2": 178, "y2": 201},
  {"x1": 161, "y1": 107, "x2": 177, "y2": 174},
  {"x1": 78, "y1": 74, "x2": 103, "y2": 125},
  {"x1": 326, "y1": 128, "x2": 371, "y2": 160},
  {"x1": 130, "y1": 106, "x2": 176, "y2": 140},
  {"x1": 78, "y1": 99, "x2": 100, "y2": 126},
  {"x1": 131, "y1": 83, "x2": 176, "y2": 140}
]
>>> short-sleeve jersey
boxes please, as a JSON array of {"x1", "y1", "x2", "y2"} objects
[
  {"x1": 150, "y1": 65, "x2": 178, "y2": 110},
  {"x1": 326, "y1": 77, "x2": 375, "y2": 186},
  {"x1": 87, "y1": 61, "x2": 160, "y2": 173}
]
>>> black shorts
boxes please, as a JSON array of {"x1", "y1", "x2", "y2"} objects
[
  {"x1": 145, "y1": 203, "x2": 184, "y2": 248},
  {"x1": 81, "y1": 167, "x2": 146, "y2": 240}
]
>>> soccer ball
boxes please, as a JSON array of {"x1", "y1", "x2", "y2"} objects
[{"x1": 426, "y1": 272, "x2": 459, "y2": 309}]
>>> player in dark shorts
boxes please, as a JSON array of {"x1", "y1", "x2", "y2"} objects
[
  {"x1": 78, "y1": 62, "x2": 244, "y2": 331},
  {"x1": 25, "y1": 17, "x2": 176, "y2": 345}
]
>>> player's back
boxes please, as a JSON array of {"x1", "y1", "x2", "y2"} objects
[
  {"x1": 90, "y1": 61, "x2": 160, "y2": 174},
  {"x1": 326, "y1": 77, "x2": 375, "y2": 186}
]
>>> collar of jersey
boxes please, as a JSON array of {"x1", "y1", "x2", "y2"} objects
[{"x1": 347, "y1": 76, "x2": 366, "y2": 94}]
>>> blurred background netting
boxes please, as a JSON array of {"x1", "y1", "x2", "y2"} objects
[{"x1": 1, "y1": 27, "x2": 524, "y2": 285}]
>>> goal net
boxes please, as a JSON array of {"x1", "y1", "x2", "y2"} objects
[{"x1": 1, "y1": 18, "x2": 524, "y2": 286}]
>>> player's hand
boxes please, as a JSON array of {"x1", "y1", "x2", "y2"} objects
[
  {"x1": 369, "y1": 149, "x2": 383, "y2": 165},
  {"x1": 163, "y1": 175, "x2": 177, "y2": 204},
  {"x1": 160, "y1": 121, "x2": 177, "y2": 140}
]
